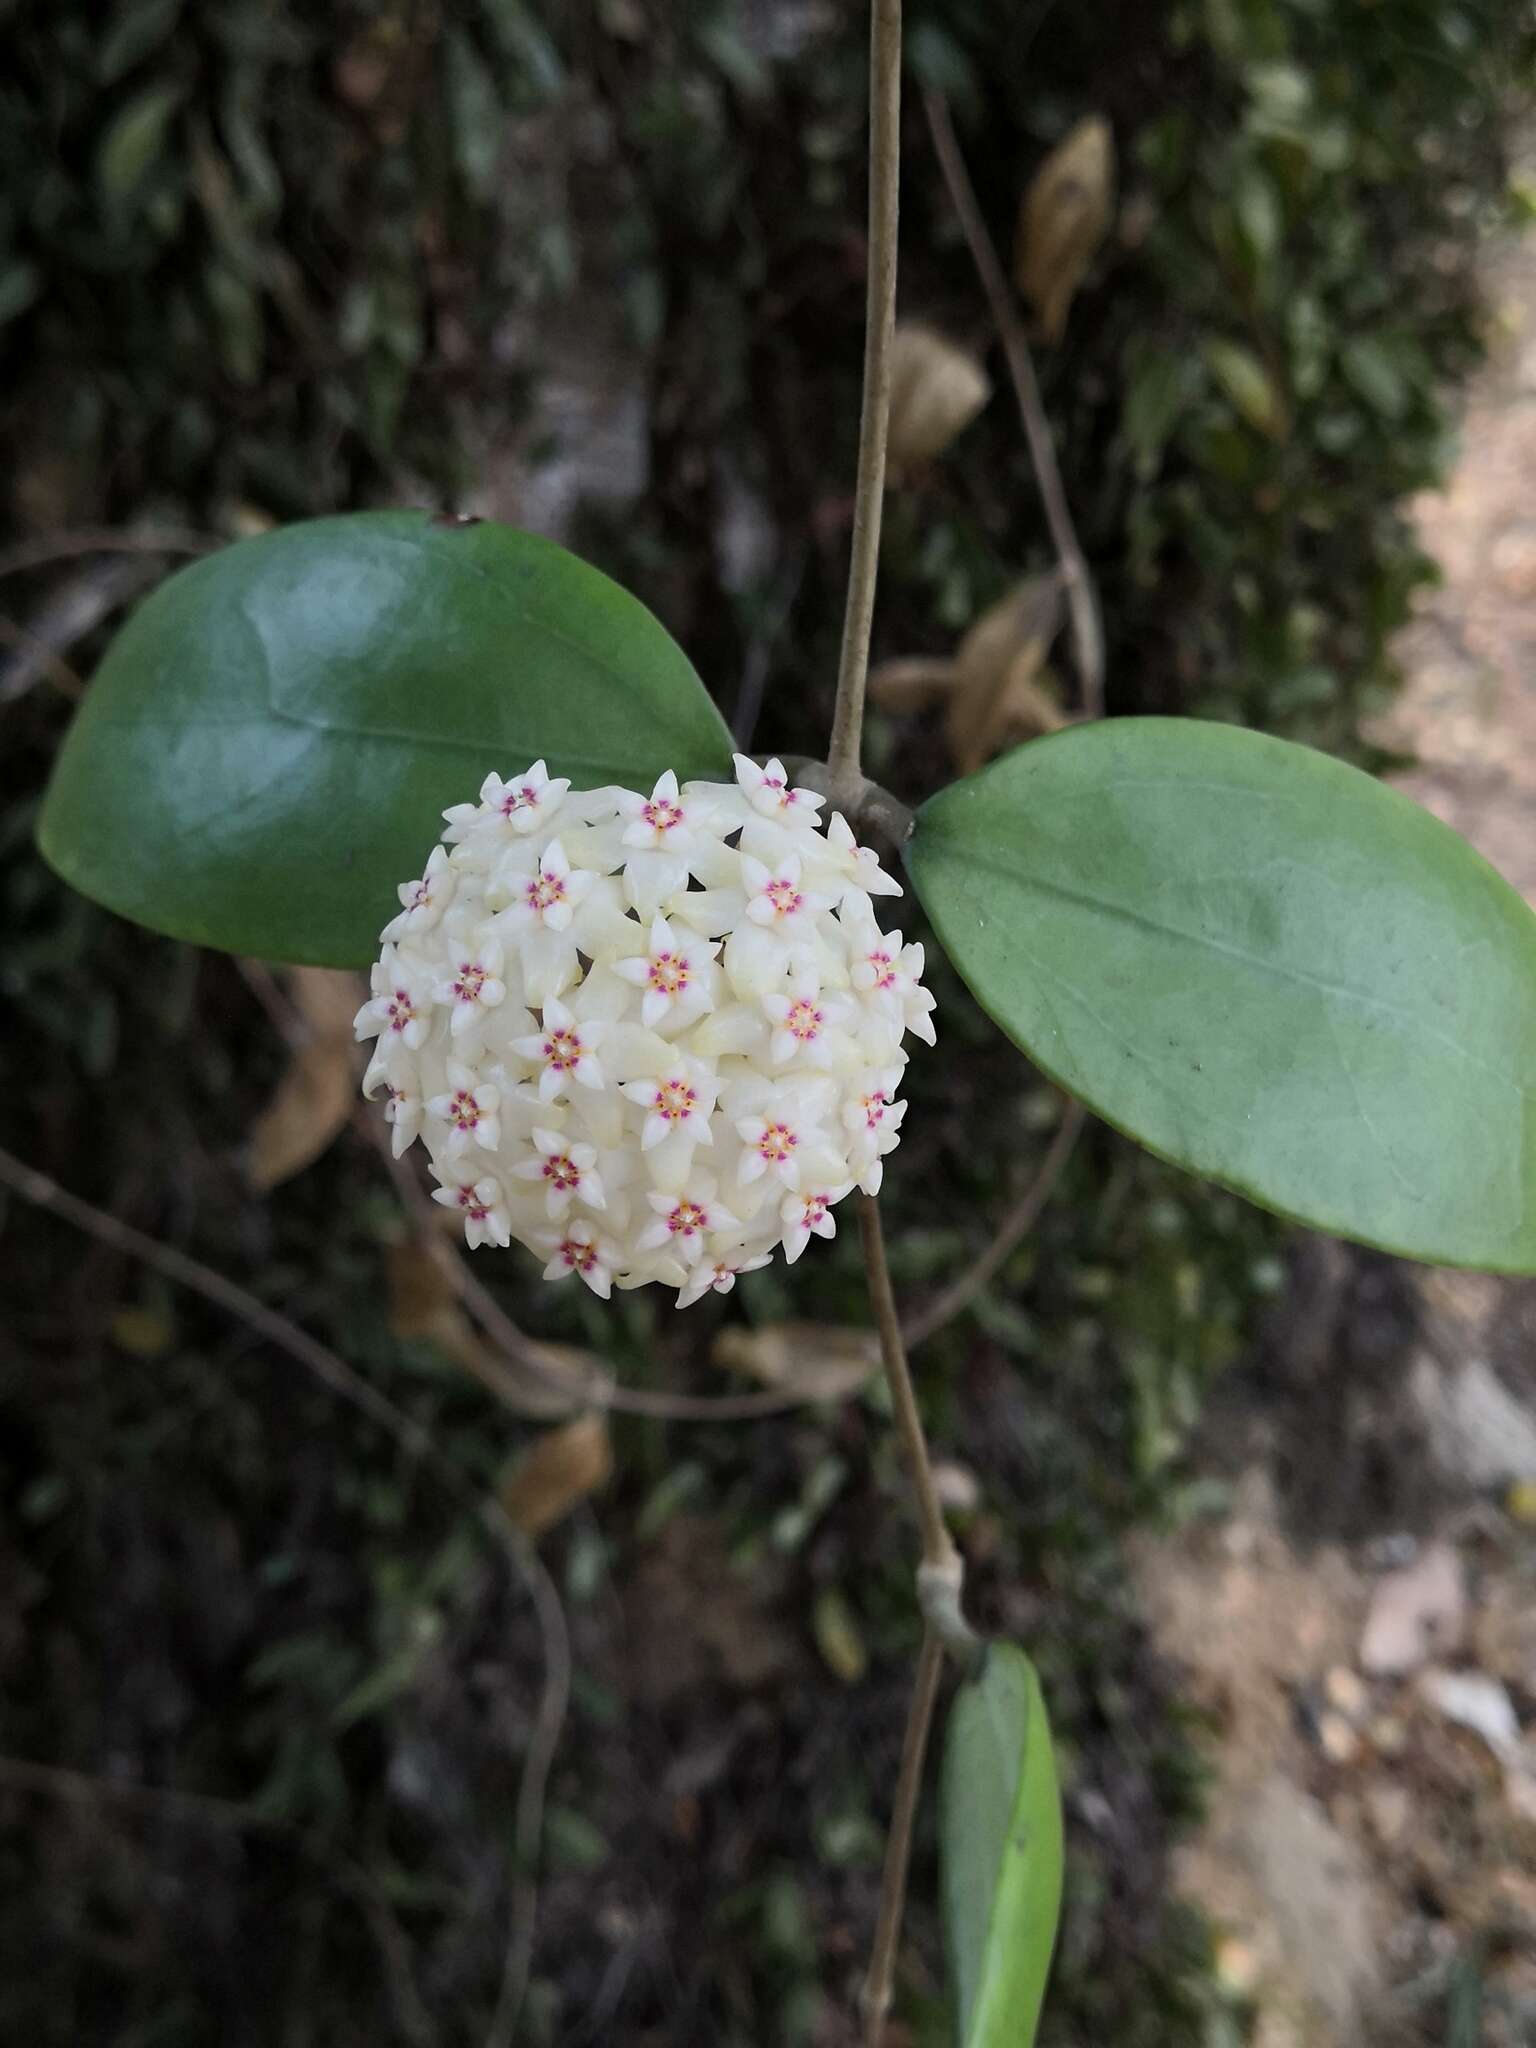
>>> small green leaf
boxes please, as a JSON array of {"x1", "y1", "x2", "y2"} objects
[
  {"x1": 39, "y1": 512, "x2": 733, "y2": 966},
  {"x1": 907, "y1": 719, "x2": 1536, "y2": 1273},
  {"x1": 1340, "y1": 335, "x2": 1409, "y2": 421},
  {"x1": 941, "y1": 1643, "x2": 1063, "y2": 2048},
  {"x1": 1201, "y1": 336, "x2": 1286, "y2": 438},
  {"x1": 97, "y1": 82, "x2": 184, "y2": 208}
]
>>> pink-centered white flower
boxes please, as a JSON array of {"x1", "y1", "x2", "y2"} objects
[
  {"x1": 537, "y1": 1219, "x2": 614, "y2": 1298},
  {"x1": 511, "y1": 994, "x2": 606, "y2": 1102},
  {"x1": 612, "y1": 914, "x2": 718, "y2": 1031},
  {"x1": 513, "y1": 1127, "x2": 606, "y2": 1217},
  {"x1": 382, "y1": 844, "x2": 457, "y2": 941},
  {"x1": 427, "y1": 1060, "x2": 502, "y2": 1157},
  {"x1": 355, "y1": 944, "x2": 436, "y2": 1053},
  {"x1": 780, "y1": 1183, "x2": 851, "y2": 1264},
  {"x1": 733, "y1": 753, "x2": 824, "y2": 824},
  {"x1": 444, "y1": 759, "x2": 570, "y2": 847},
  {"x1": 430, "y1": 1166, "x2": 512, "y2": 1249},
  {"x1": 637, "y1": 1177, "x2": 739, "y2": 1254},
  {"x1": 359, "y1": 759, "x2": 932, "y2": 1301},
  {"x1": 362, "y1": 1044, "x2": 423, "y2": 1158}
]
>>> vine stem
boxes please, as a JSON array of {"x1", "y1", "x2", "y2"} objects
[
  {"x1": 858, "y1": 1193, "x2": 955, "y2": 1576},
  {"x1": 857, "y1": 1193, "x2": 975, "y2": 2041},
  {"x1": 826, "y1": 0, "x2": 902, "y2": 816},
  {"x1": 922, "y1": 88, "x2": 1105, "y2": 719},
  {"x1": 859, "y1": 1629, "x2": 944, "y2": 2046}
]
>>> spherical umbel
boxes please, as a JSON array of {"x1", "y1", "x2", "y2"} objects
[{"x1": 356, "y1": 756, "x2": 934, "y2": 1307}]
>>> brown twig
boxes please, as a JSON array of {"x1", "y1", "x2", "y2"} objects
[
  {"x1": 903, "y1": 1097, "x2": 1087, "y2": 1350},
  {"x1": 826, "y1": 0, "x2": 903, "y2": 815},
  {"x1": 0, "y1": 526, "x2": 222, "y2": 581},
  {"x1": 0, "y1": 1753, "x2": 438, "y2": 2048},
  {"x1": 859, "y1": 1629, "x2": 945, "y2": 2047},
  {"x1": 0, "y1": 1142, "x2": 569, "y2": 2048},
  {"x1": 0, "y1": 614, "x2": 84, "y2": 700},
  {"x1": 923, "y1": 88, "x2": 1105, "y2": 719}
]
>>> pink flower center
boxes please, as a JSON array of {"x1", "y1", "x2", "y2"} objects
[
  {"x1": 453, "y1": 1184, "x2": 491, "y2": 1222},
  {"x1": 452, "y1": 962, "x2": 489, "y2": 1003},
  {"x1": 499, "y1": 783, "x2": 539, "y2": 816},
  {"x1": 655, "y1": 1078, "x2": 698, "y2": 1122},
  {"x1": 558, "y1": 1236, "x2": 598, "y2": 1273},
  {"x1": 543, "y1": 1028, "x2": 583, "y2": 1071},
  {"x1": 385, "y1": 1086, "x2": 410, "y2": 1117},
  {"x1": 667, "y1": 1199, "x2": 707, "y2": 1238},
  {"x1": 758, "y1": 1121, "x2": 797, "y2": 1163},
  {"x1": 543, "y1": 1154, "x2": 581, "y2": 1191},
  {"x1": 866, "y1": 950, "x2": 896, "y2": 991},
  {"x1": 386, "y1": 990, "x2": 417, "y2": 1032},
  {"x1": 409, "y1": 878, "x2": 434, "y2": 909},
  {"x1": 448, "y1": 1089, "x2": 480, "y2": 1131},
  {"x1": 786, "y1": 997, "x2": 823, "y2": 1042},
  {"x1": 526, "y1": 871, "x2": 566, "y2": 913},
  {"x1": 802, "y1": 1194, "x2": 829, "y2": 1225},
  {"x1": 648, "y1": 951, "x2": 689, "y2": 995},
  {"x1": 764, "y1": 877, "x2": 802, "y2": 917},
  {"x1": 641, "y1": 797, "x2": 685, "y2": 832},
  {"x1": 860, "y1": 1091, "x2": 888, "y2": 1129}
]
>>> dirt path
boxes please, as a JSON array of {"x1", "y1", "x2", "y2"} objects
[
  {"x1": 1373, "y1": 226, "x2": 1536, "y2": 900},
  {"x1": 1133, "y1": 215, "x2": 1536, "y2": 2048}
]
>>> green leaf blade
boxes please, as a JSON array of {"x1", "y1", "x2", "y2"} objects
[
  {"x1": 907, "y1": 718, "x2": 1536, "y2": 1273},
  {"x1": 38, "y1": 511, "x2": 734, "y2": 966},
  {"x1": 941, "y1": 1643, "x2": 1063, "y2": 2048}
]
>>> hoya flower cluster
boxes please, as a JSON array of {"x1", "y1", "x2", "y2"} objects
[{"x1": 356, "y1": 754, "x2": 934, "y2": 1308}]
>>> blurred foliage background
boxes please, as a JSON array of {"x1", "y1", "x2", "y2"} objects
[{"x1": 1, "y1": 0, "x2": 1531, "y2": 2043}]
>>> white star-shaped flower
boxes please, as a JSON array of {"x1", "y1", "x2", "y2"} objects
[
  {"x1": 511, "y1": 995, "x2": 606, "y2": 1102},
  {"x1": 733, "y1": 753, "x2": 825, "y2": 824},
  {"x1": 675, "y1": 1250, "x2": 772, "y2": 1310},
  {"x1": 355, "y1": 943, "x2": 435, "y2": 1052},
  {"x1": 381, "y1": 844, "x2": 457, "y2": 941},
  {"x1": 430, "y1": 1166, "x2": 512, "y2": 1249},
  {"x1": 426, "y1": 1060, "x2": 502, "y2": 1157},
  {"x1": 780, "y1": 1183, "x2": 852, "y2": 1263},
  {"x1": 612, "y1": 914, "x2": 719, "y2": 1031},
  {"x1": 537, "y1": 1220, "x2": 614, "y2": 1298},
  {"x1": 511, "y1": 1126, "x2": 606, "y2": 1217},
  {"x1": 432, "y1": 933, "x2": 507, "y2": 1040}
]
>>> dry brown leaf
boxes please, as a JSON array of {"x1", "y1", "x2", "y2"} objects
[
  {"x1": 887, "y1": 322, "x2": 992, "y2": 474},
  {"x1": 1015, "y1": 115, "x2": 1115, "y2": 345},
  {"x1": 867, "y1": 655, "x2": 964, "y2": 713},
  {"x1": 712, "y1": 1321, "x2": 877, "y2": 1404},
  {"x1": 945, "y1": 574, "x2": 1067, "y2": 774},
  {"x1": 387, "y1": 1240, "x2": 598, "y2": 1419},
  {"x1": 246, "y1": 966, "x2": 360, "y2": 1191},
  {"x1": 499, "y1": 1413, "x2": 614, "y2": 1539}
]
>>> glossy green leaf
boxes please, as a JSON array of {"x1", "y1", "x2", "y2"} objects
[
  {"x1": 941, "y1": 1643, "x2": 1063, "y2": 2048},
  {"x1": 907, "y1": 718, "x2": 1536, "y2": 1273},
  {"x1": 39, "y1": 511, "x2": 734, "y2": 966}
]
